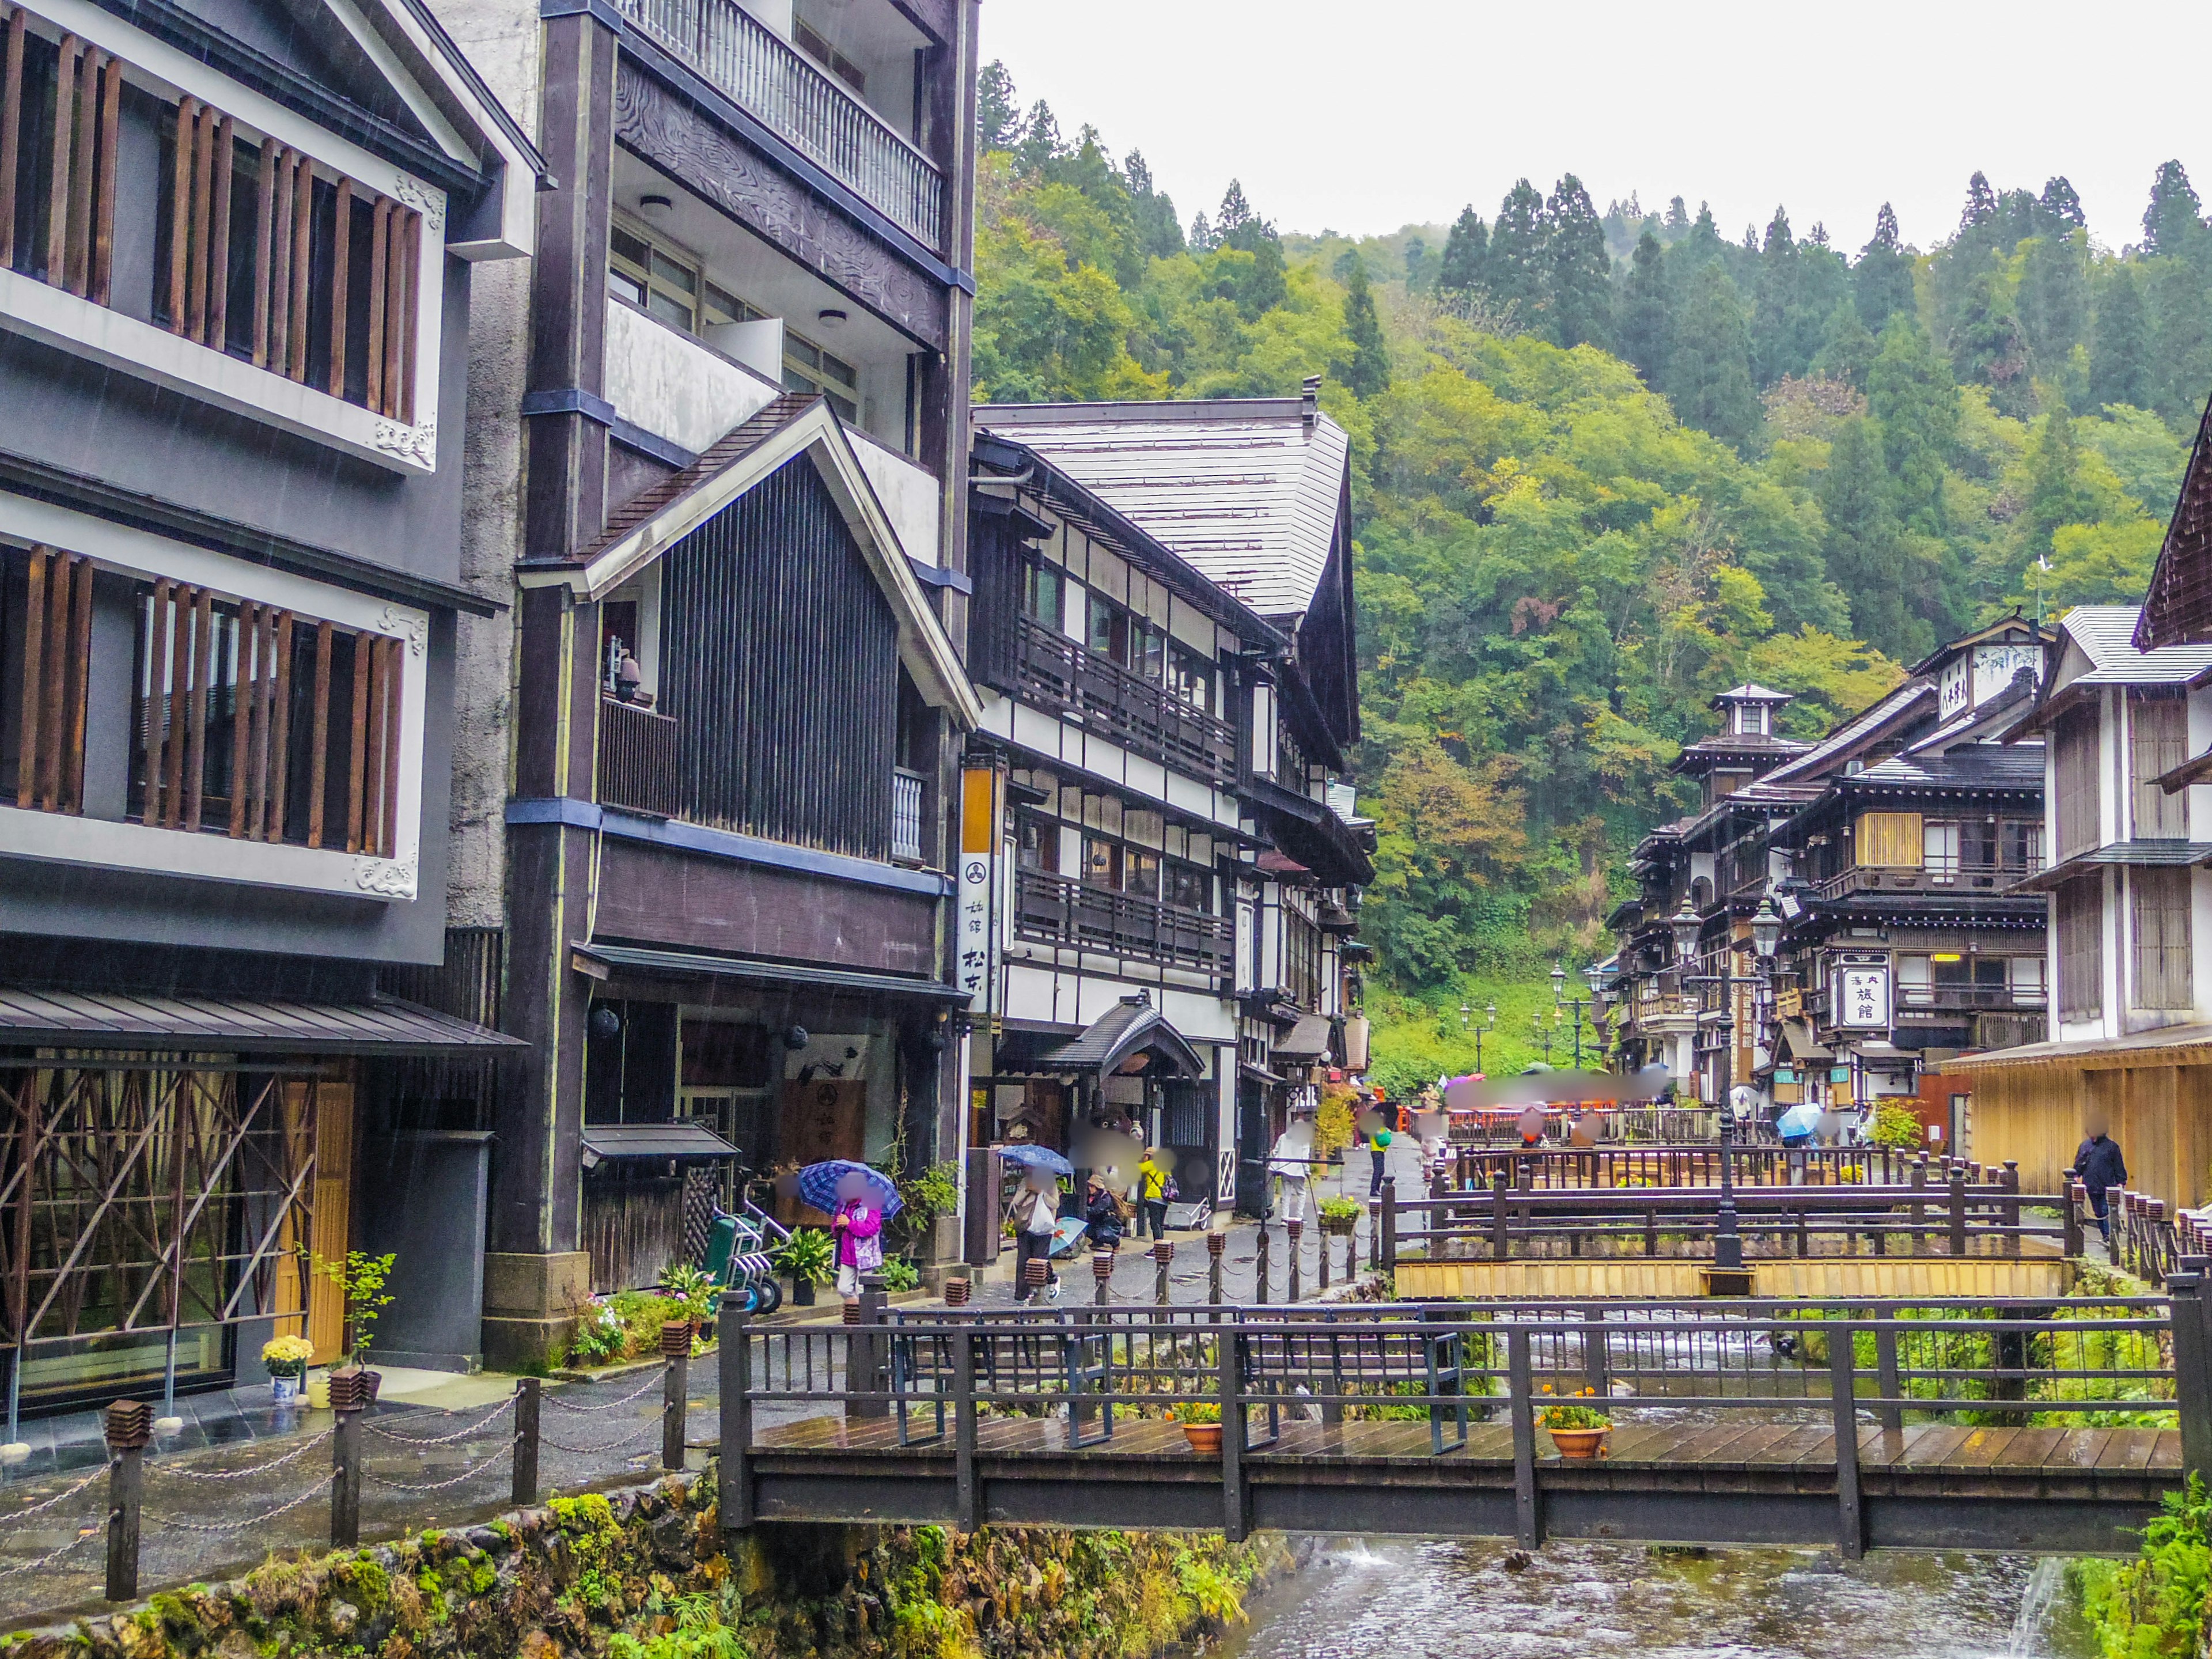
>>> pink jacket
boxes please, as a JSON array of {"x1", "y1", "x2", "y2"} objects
[{"x1": 835, "y1": 1200, "x2": 883, "y2": 1267}]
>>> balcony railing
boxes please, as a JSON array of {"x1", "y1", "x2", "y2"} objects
[
  {"x1": 1897, "y1": 985, "x2": 2047, "y2": 1011},
  {"x1": 1815, "y1": 858, "x2": 2041, "y2": 900},
  {"x1": 609, "y1": 0, "x2": 946, "y2": 248},
  {"x1": 599, "y1": 696, "x2": 683, "y2": 818},
  {"x1": 1013, "y1": 869, "x2": 1235, "y2": 983},
  {"x1": 1014, "y1": 616, "x2": 1237, "y2": 785},
  {"x1": 892, "y1": 767, "x2": 925, "y2": 863}
]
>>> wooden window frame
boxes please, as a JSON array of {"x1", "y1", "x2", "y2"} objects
[
  {"x1": 2057, "y1": 876, "x2": 2104, "y2": 1023},
  {"x1": 2129, "y1": 865, "x2": 2193, "y2": 1012}
]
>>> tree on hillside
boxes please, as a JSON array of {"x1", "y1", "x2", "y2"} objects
[
  {"x1": 1439, "y1": 206, "x2": 1487, "y2": 297},
  {"x1": 1545, "y1": 175, "x2": 1613, "y2": 350},
  {"x1": 978, "y1": 61, "x2": 1021, "y2": 151},
  {"x1": 1013, "y1": 100, "x2": 1060, "y2": 176},
  {"x1": 2040, "y1": 176, "x2": 2086, "y2": 229},
  {"x1": 2091, "y1": 264, "x2": 2155, "y2": 411},
  {"x1": 1866, "y1": 315, "x2": 1959, "y2": 539},
  {"x1": 1810, "y1": 298, "x2": 1875, "y2": 389},
  {"x1": 2150, "y1": 255, "x2": 2211, "y2": 425},
  {"x1": 1340, "y1": 254, "x2": 1391, "y2": 396},
  {"x1": 1122, "y1": 151, "x2": 1184, "y2": 260},
  {"x1": 1854, "y1": 204, "x2": 1915, "y2": 335},
  {"x1": 1618, "y1": 230, "x2": 1670, "y2": 385},
  {"x1": 1948, "y1": 251, "x2": 2031, "y2": 415},
  {"x1": 1752, "y1": 209, "x2": 1802, "y2": 386},
  {"x1": 2142, "y1": 160, "x2": 2207, "y2": 260},
  {"x1": 2021, "y1": 400, "x2": 2099, "y2": 566},
  {"x1": 2017, "y1": 230, "x2": 2090, "y2": 393},
  {"x1": 1821, "y1": 416, "x2": 1929, "y2": 662},
  {"x1": 1487, "y1": 180, "x2": 1549, "y2": 323},
  {"x1": 1666, "y1": 261, "x2": 1759, "y2": 450},
  {"x1": 1403, "y1": 237, "x2": 1429, "y2": 293}
]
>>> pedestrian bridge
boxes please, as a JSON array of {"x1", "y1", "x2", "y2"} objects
[{"x1": 715, "y1": 1287, "x2": 2211, "y2": 1559}]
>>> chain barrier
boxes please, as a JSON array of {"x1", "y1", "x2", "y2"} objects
[
  {"x1": 0, "y1": 1460, "x2": 111, "y2": 1525},
  {"x1": 0, "y1": 1525, "x2": 100, "y2": 1578},
  {"x1": 542, "y1": 1367, "x2": 668, "y2": 1414},
  {"x1": 362, "y1": 1440, "x2": 514, "y2": 1493},
  {"x1": 365, "y1": 1397, "x2": 516, "y2": 1448},
  {"x1": 539, "y1": 1413, "x2": 659, "y2": 1456},
  {"x1": 143, "y1": 1469, "x2": 336, "y2": 1533},
  {"x1": 150, "y1": 1428, "x2": 335, "y2": 1482}
]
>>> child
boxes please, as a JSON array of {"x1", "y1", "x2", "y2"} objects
[{"x1": 830, "y1": 1170, "x2": 884, "y2": 1302}]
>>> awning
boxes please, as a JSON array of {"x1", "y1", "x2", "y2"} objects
[
  {"x1": 575, "y1": 943, "x2": 971, "y2": 1004},
  {"x1": 1039, "y1": 994, "x2": 1205, "y2": 1078},
  {"x1": 1240, "y1": 1061, "x2": 1290, "y2": 1088},
  {"x1": 1273, "y1": 1012, "x2": 1335, "y2": 1066},
  {"x1": 2011, "y1": 840, "x2": 2212, "y2": 893},
  {"x1": 1776, "y1": 1020, "x2": 1832, "y2": 1062},
  {"x1": 581, "y1": 1122, "x2": 741, "y2": 1162},
  {"x1": 0, "y1": 987, "x2": 525, "y2": 1057},
  {"x1": 1949, "y1": 1020, "x2": 2212, "y2": 1073}
]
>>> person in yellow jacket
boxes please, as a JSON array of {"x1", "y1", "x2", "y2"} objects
[{"x1": 1134, "y1": 1148, "x2": 1173, "y2": 1240}]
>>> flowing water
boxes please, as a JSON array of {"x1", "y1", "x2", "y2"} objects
[{"x1": 1214, "y1": 1537, "x2": 2097, "y2": 1659}]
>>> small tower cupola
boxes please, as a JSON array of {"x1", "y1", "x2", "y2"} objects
[{"x1": 1711, "y1": 683, "x2": 1793, "y2": 738}]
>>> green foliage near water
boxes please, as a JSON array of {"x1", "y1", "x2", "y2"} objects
[
  {"x1": 2072, "y1": 1476, "x2": 2212, "y2": 1658},
  {"x1": 972, "y1": 67, "x2": 2204, "y2": 1001}
]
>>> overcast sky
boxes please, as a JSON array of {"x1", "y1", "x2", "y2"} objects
[{"x1": 977, "y1": 1, "x2": 2212, "y2": 253}]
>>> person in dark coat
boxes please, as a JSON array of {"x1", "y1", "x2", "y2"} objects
[
  {"x1": 1082, "y1": 1171, "x2": 1124, "y2": 1251},
  {"x1": 2073, "y1": 1130, "x2": 2128, "y2": 1242}
]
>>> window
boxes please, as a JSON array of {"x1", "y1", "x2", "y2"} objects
[
  {"x1": 1165, "y1": 860, "x2": 1213, "y2": 914},
  {"x1": 1083, "y1": 835, "x2": 1121, "y2": 890},
  {"x1": 793, "y1": 17, "x2": 867, "y2": 94},
  {"x1": 1085, "y1": 594, "x2": 1165, "y2": 679},
  {"x1": 1923, "y1": 820, "x2": 1961, "y2": 878},
  {"x1": 2057, "y1": 877, "x2": 2103, "y2": 1021},
  {"x1": 1016, "y1": 811, "x2": 1058, "y2": 873},
  {"x1": 2002, "y1": 820, "x2": 2043, "y2": 871},
  {"x1": 1167, "y1": 644, "x2": 1213, "y2": 714},
  {"x1": 1124, "y1": 848, "x2": 1160, "y2": 901},
  {"x1": 1857, "y1": 812, "x2": 1923, "y2": 869},
  {"x1": 608, "y1": 223, "x2": 752, "y2": 336},
  {"x1": 1021, "y1": 560, "x2": 1063, "y2": 630},
  {"x1": 2013, "y1": 957, "x2": 2045, "y2": 999},
  {"x1": 1897, "y1": 955, "x2": 1931, "y2": 1004},
  {"x1": 2130, "y1": 865, "x2": 2192, "y2": 1010},
  {"x1": 1734, "y1": 703, "x2": 1769, "y2": 736},
  {"x1": 781, "y1": 332, "x2": 859, "y2": 422},
  {"x1": 2054, "y1": 705, "x2": 2101, "y2": 859},
  {"x1": 2130, "y1": 690, "x2": 2188, "y2": 840}
]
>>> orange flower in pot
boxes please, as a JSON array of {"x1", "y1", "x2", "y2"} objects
[
  {"x1": 1536, "y1": 1385, "x2": 1612, "y2": 1459},
  {"x1": 1175, "y1": 1399, "x2": 1222, "y2": 1455}
]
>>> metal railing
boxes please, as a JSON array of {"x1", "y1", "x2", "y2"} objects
[
  {"x1": 891, "y1": 766, "x2": 925, "y2": 863},
  {"x1": 1446, "y1": 1145, "x2": 1961, "y2": 1188},
  {"x1": 1013, "y1": 615, "x2": 1238, "y2": 784},
  {"x1": 1012, "y1": 867, "x2": 1235, "y2": 983},
  {"x1": 608, "y1": 0, "x2": 945, "y2": 248},
  {"x1": 597, "y1": 695, "x2": 683, "y2": 818}
]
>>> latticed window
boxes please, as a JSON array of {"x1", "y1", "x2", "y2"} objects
[
  {"x1": 2054, "y1": 704, "x2": 2101, "y2": 859},
  {"x1": 2130, "y1": 865, "x2": 2193, "y2": 1011},
  {"x1": 2057, "y1": 877, "x2": 2103, "y2": 1022},
  {"x1": 2129, "y1": 690, "x2": 2189, "y2": 840}
]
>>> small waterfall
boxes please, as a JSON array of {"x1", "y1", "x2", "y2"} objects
[{"x1": 2007, "y1": 1558, "x2": 2066, "y2": 1658}]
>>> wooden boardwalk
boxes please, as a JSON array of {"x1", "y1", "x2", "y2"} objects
[{"x1": 737, "y1": 1409, "x2": 2179, "y2": 1555}]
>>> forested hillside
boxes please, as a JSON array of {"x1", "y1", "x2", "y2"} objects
[{"x1": 970, "y1": 65, "x2": 2199, "y2": 1023}]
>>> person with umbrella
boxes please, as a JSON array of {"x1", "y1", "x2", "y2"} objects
[
  {"x1": 797, "y1": 1162, "x2": 902, "y2": 1305},
  {"x1": 1082, "y1": 1168, "x2": 1123, "y2": 1252},
  {"x1": 999, "y1": 1145, "x2": 1071, "y2": 1304}
]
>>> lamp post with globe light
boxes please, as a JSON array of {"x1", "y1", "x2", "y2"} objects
[{"x1": 1672, "y1": 892, "x2": 1786, "y2": 1276}]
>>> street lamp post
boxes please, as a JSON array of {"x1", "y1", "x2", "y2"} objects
[
  {"x1": 1671, "y1": 894, "x2": 1785, "y2": 1276},
  {"x1": 1551, "y1": 961, "x2": 1596, "y2": 1067},
  {"x1": 1463, "y1": 999, "x2": 1497, "y2": 1074}
]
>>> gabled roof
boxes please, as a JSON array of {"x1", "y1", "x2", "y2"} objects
[
  {"x1": 1908, "y1": 615, "x2": 2054, "y2": 677},
  {"x1": 1760, "y1": 682, "x2": 1936, "y2": 785},
  {"x1": 2137, "y1": 389, "x2": 2212, "y2": 650},
  {"x1": 1040, "y1": 995, "x2": 1205, "y2": 1078},
  {"x1": 1844, "y1": 746, "x2": 2046, "y2": 792},
  {"x1": 974, "y1": 396, "x2": 1352, "y2": 622},
  {"x1": 2062, "y1": 604, "x2": 2212, "y2": 685},
  {"x1": 518, "y1": 395, "x2": 979, "y2": 723},
  {"x1": 1710, "y1": 683, "x2": 1793, "y2": 706}
]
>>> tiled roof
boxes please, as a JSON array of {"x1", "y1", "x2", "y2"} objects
[
  {"x1": 1845, "y1": 745, "x2": 2046, "y2": 791},
  {"x1": 1761, "y1": 683, "x2": 1936, "y2": 784},
  {"x1": 0, "y1": 988, "x2": 523, "y2": 1055},
  {"x1": 974, "y1": 399, "x2": 1350, "y2": 620},
  {"x1": 585, "y1": 393, "x2": 819, "y2": 562},
  {"x1": 2063, "y1": 604, "x2": 2212, "y2": 684},
  {"x1": 2137, "y1": 390, "x2": 2212, "y2": 649}
]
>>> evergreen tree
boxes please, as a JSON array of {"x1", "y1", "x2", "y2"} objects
[
  {"x1": 1854, "y1": 204, "x2": 1916, "y2": 335},
  {"x1": 1340, "y1": 254, "x2": 1391, "y2": 397},
  {"x1": 1438, "y1": 206, "x2": 1488, "y2": 297},
  {"x1": 1821, "y1": 415, "x2": 1924, "y2": 662},
  {"x1": 2022, "y1": 399, "x2": 2098, "y2": 562},
  {"x1": 2017, "y1": 230, "x2": 2090, "y2": 388},
  {"x1": 1617, "y1": 230, "x2": 1670, "y2": 385},
  {"x1": 2090, "y1": 263, "x2": 2156, "y2": 410},
  {"x1": 1487, "y1": 180, "x2": 1549, "y2": 324},
  {"x1": 1215, "y1": 180, "x2": 1259, "y2": 244},
  {"x1": 1544, "y1": 174, "x2": 1613, "y2": 350},
  {"x1": 977, "y1": 61, "x2": 1021, "y2": 153},
  {"x1": 1122, "y1": 151, "x2": 1184, "y2": 260},
  {"x1": 1752, "y1": 208, "x2": 1802, "y2": 386},
  {"x1": 1866, "y1": 315, "x2": 1959, "y2": 537},
  {"x1": 2142, "y1": 160, "x2": 2207, "y2": 260},
  {"x1": 1664, "y1": 196, "x2": 1691, "y2": 234},
  {"x1": 2039, "y1": 176, "x2": 2086, "y2": 230},
  {"x1": 1013, "y1": 100, "x2": 1061, "y2": 175},
  {"x1": 1810, "y1": 298, "x2": 1875, "y2": 389},
  {"x1": 1666, "y1": 260, "x2": 1759, "y2": 450},
  {"x1": 1949, "y1": 251, "x2": 2030, "y2": 414},
  {"x1": 1186, "y1": 211, "x2": 1214, "y2": 252},
  {"x1": 2150, "y1": 255, "x2": 2211, "y2": 424},
  {"x1": 1403, "y1": 237, "x2": 1428, "y2": 294},
  {"x1": 1211, "y1": 181, "x2": 1286, "y2": 316}
]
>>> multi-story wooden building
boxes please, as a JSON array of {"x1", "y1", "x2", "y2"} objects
[
  {"x1": 1607, "y1": 629, "x2": 2051, "y2": 1133},
  {"x1": 966, "y1": 391, "x2": 1370, "y2": 1218},
  {"x1": 0, "y1": 0, "x2": 539, "y2": 1407},
  {"x1": 463, "y1": 0, "x2": 986, "y2": 1361}
]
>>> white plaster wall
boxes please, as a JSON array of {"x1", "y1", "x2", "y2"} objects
[
  {"x1": 604, "y1": 300, "x2": 778, "y2": 454},
  {"x1": 849, "y1": 427, "x2": 941, "y2": 567}
]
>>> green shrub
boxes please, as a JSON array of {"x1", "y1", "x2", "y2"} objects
[{"x1": 2071, "y1": 1475, "x2": 2210, "y2": 1657}]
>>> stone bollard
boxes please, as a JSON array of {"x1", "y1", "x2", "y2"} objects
[
  {"x1": 1255, "y1": 1225, "x2": 1270, "y2": 1305},
  {"x1": 329, "y1": 1365, "x2": 369, "y2": 1548},
  {"x1": 661, "y1": 1320, "x2": 692, "y2": 1472},
  {"x1": 1207, "y1": 1228, "x2": 1225, "y2": 1306},
  {"x1": 1092, "y1": 1248, "x2": 1116, "y2": 1306},
  {"x1": 1286, "y1": 1217, "x2": 1304, "y2": 1302},
  {"x1": 1153, "y1": 1239, "x2": 1173, "y2": 1306},
  {"x1": 513, "y1": 1377, "x2": 541, "y2": 1506}
]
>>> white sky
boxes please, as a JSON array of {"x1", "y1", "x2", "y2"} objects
[{"x1": 976, "y1": 1, "x2": 2212, "y2": 253}]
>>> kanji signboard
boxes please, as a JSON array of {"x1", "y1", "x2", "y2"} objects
[
  {"x1": 1832, "y1": 966, "x2": 1891, "y2": 1030},
  {"x1": 958, "y1": 768, "x2": 1001, "y2": 1013}
]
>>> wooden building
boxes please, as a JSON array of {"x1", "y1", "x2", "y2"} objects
[
  {"x1": 0, "y1": 0, "x2": 538, "y2": 1406},
  {"x1": 476, "y1": 0, "x2": 984, "y2": 1359},
  {"x1": 968, "y1": 392, "x2": 1372, "y2": 1217}
]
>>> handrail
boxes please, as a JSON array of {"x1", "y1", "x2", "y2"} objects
[
  {"x1": 1012, "y1": 866, "x2": 1234, "y2": 982},
  {"x1": 607, "y1": 0, "x2": 946, "y2": 248},
  {"x1": 1013, "y1": 615, "x2": 1237, "y2": 783}
]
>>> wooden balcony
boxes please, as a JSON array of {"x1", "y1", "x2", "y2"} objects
[
  {"x1": 1815, "y1": 859, "x2": 2040, "y2": 900},
  {"x1": 607, "y1": 0, "x2": 945, "y2": 248},
  {"x1": 599, "y1": 696, "x2": 682, "y2": 818},
  {"x1": 1012, "y1": 868, "x2": 1234, "y2": 983},
  {"x1": 1013, "y1": 615, "x2": 1236, "y2": 785}
]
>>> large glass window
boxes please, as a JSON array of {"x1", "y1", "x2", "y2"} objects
[{"x1": 1021, "y1": 560, "x2": 1064, "y2": 630}]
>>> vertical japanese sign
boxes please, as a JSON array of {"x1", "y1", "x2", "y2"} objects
[
  {"x1": 1831, "y1": 967, "x2": 1891, "y2": 1030},
  {"x1": 958, "y1": 767, "x2": 1001, "y2": 1014}
]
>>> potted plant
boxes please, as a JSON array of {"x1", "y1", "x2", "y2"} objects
[
  {"x1": 1536, "y1": 1387, "x2": 1612, "y2": 1459},
  {"x1": 262, "y1": 1334, "x2": 313, "y2": 1405},
  {"x1": 774, "y1": 1227, "x2": 836, "y2": 1306},
  {"x1": 879, "y1": 1256, "x2": 922, "y2": 1293},
  {"x1": 1174, "y1": 1399, "x2": 1223, "y2": 1456},
  {"x1": 1318, "y1": 1196, "x2": 1362, "y2": 1237}
]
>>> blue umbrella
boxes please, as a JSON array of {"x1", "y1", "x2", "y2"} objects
[
  {"x1": 997, "y1": 1144, "x2": 1074, "y2": 1177},
  {"x1": 1775, "y1": 1104, "x2": 1821, "y2": 1142},
  {"x1": 797, "y1": 1160, "x2": 903, "y2": 1218}
]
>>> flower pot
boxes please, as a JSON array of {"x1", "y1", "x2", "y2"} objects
[
  {"x1": 306, "y1": 1373, "x2": 332, "y2": 1411},
  {"x1": 271, "y1": 1374, "x2": 302, "y2": 1406},
  {"x1": 1181, "y1": 1422, "x2": 1222, "y2": 1456},
  {"x1": 1321, "y1": 1218, "x2": 1357, "y2": 1237},
  {"x1": 943, "y1": 1278, "x2": 971, "y2": 1306},
  {"x1": 1548, "y1": 1425, "x2": 1609, "y2": 1460},
  {"x1": 792, "y1": 1277, "x2": 816, "y2": 1307}
]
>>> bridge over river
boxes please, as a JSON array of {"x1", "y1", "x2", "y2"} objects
[{"x1": 712, "y1": 1280, "x2": 2212, "y2": 1560}]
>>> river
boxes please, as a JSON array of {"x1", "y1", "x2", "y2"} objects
[{"x1": 1215, "y1": 1539, "x2": 2094, "y2": 1659}]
